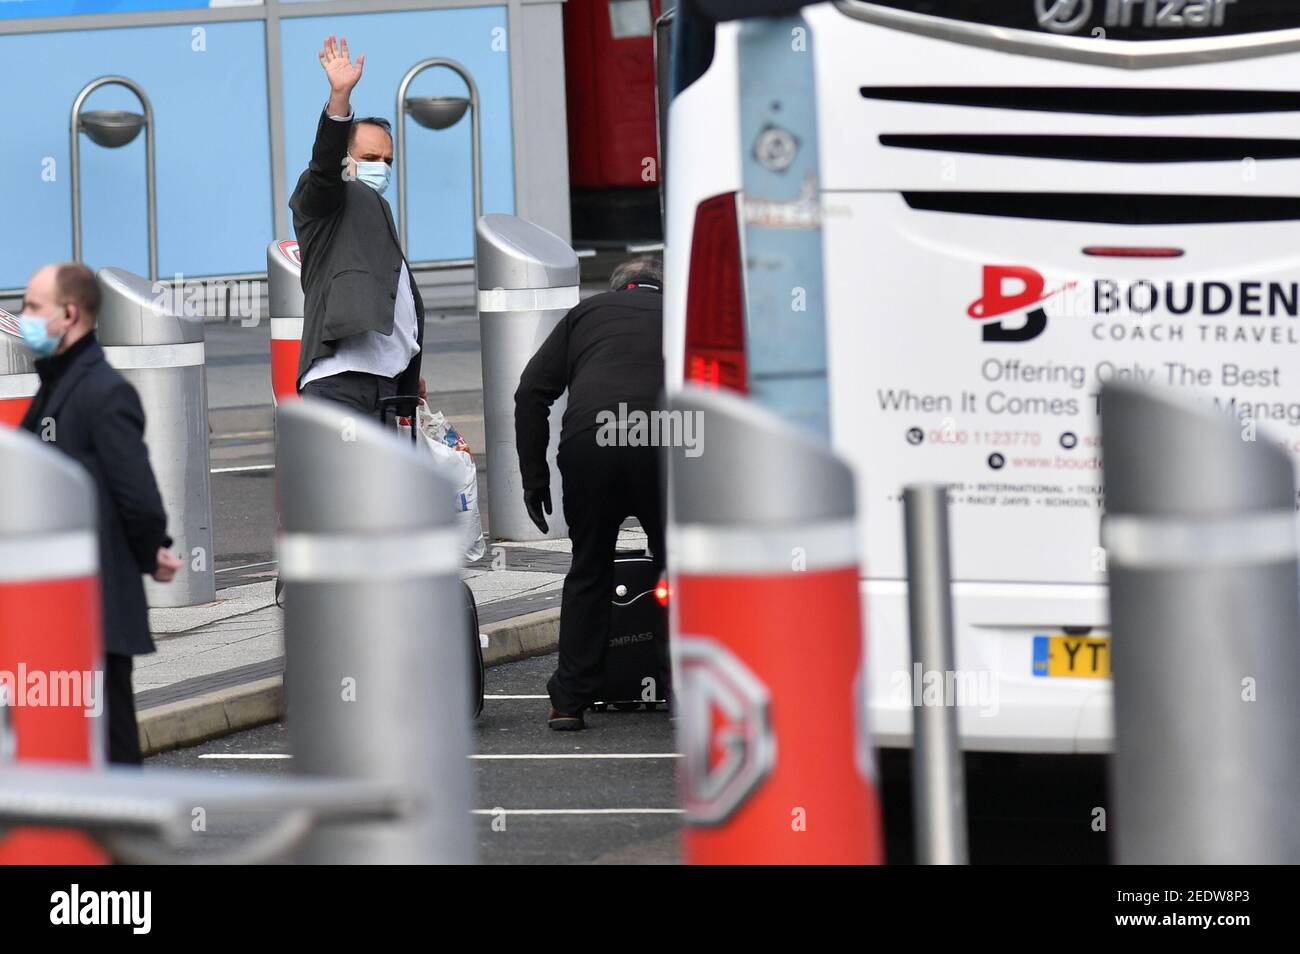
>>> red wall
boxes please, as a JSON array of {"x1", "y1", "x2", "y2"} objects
[{"x1": 564, "y1": 0, "x2": 664, "y2": 190}]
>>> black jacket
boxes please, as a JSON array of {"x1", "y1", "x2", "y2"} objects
[
  {"x1": 289, "y1": 109, "x2": 425, "y2": 395},
  {"x1": 20, "y1": 334, "x2": 171, "y2": 657},
  {"x1": 514, "y1": 286, "x2": 664, "y2": 491}
]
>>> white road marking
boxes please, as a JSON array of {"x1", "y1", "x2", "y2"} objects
[
  {"x1": 211, "y1": 464, "x2": 276, "y2": 474},
  {"x1": 471, "y1": 808, "x2": 683, "y2": 815},
  {"x1": 198, "y1": 754, "x2": 292, "y2": 760},
  {"x1": 195, "y1": 752, "x2": 681, "y2": 761},
  {"x1": 215, "y1": 560, "x2": 278, "y2": 574},
  {"x1": 484, "y1": 694, "x2": 550, "y2": 700},
  {"x1": 472, "y1": 753, "x2": 680, "y2": 760}
]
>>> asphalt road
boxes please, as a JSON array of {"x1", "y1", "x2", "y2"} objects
[
  {"x1": 150, "y1": 652, "x2": 682, "y2": 864},
  {"x1": 152, "y1": 651, "x2": 1111, "y2": 865}
]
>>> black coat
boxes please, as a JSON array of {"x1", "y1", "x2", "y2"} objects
[
  {"x1": 20, "y1": 335, "x2": 170, "y2": 657},
  {"x1": 514, "y1": 287, "x2": 665, "y2": 492},
  {"x1": 289, "y1": 109, "x2": 425, "y2": 396}
]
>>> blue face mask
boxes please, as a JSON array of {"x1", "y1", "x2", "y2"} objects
[
  {"x1": 19, "y1": 312, "x2": 65, "y2": 358},
  {"x1": 349, "y1": 154, "x2": 392, "y2": 196}
]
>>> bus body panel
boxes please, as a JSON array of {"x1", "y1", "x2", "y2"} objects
[
  {"x1": 665, "y1": 3, "x2": 1300, "y2": 751},
  {"x1": 663, "y1": 20, "x2": 743, "y2": 395}
]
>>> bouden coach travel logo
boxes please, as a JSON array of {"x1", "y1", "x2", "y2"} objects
[
  {"x1": 968, "y1": 265, "x2": 1074, "y2": 343},
  {"x1": 969, "y1": 263, "x2": 1300, "y2": 345}
]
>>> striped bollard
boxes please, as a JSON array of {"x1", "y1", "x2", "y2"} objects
[
  {"x1": 267, "y1": 239, "x2": 304, "y2": 405},
  {"x1": 0, "y1": 427, "x2": 107, "y2": 864},
  {"x1": 0, "y1": 310, "x2": 38, "y2": 428},
  {"x1": 667, "y1": 386, "x2": 884, "y2": 864}
]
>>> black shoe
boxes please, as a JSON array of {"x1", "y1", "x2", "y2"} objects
[{"x1": 548, "y1": 708, "x2": 585, "y2": 731}]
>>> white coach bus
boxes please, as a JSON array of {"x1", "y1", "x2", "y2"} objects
[{"x1": 663, "y1": 0, "x2": 1300, "y2": 752}]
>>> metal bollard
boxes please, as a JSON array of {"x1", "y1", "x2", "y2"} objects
[
  {"x1": 476, "y1": 213, "x2": 578, "y2": 541},
  {"x1": 0, "y1": 427, "x2": 108, "y2": 864},
  {"x1": 1101, "y1": 382, "x2": 1300, "y2": 863},
  {"x1": 266, "y1": 239, "x2": 304, "y2": 405},
  {"x1": 667, "y1": 385, "x2": 883, "y2": 864},
  {"x1": 96, "y1": 267, "x2": 215, "y2": 608},
  {"x1": 277, "y1": 398, "x2": 476, "y2": 864},
  {"x1": 0, "y1": 310, "x2": 38, "y2": 429},
  {"x1": 903, "y1": 485, "x2": 969, "y2": 866}
]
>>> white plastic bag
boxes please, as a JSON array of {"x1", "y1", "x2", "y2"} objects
[{"x1": 414, "y1": 401, "x2": 486, "y2": 563}]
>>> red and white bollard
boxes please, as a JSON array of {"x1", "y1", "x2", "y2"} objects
[
  {"x1": 667, "y1": 387, "x2": 883, "y2": 864},
  {"x1": 0, "y1": 427, "x2": 108, "y2": 864},
  {"x1": 0, "y1": 310, "x2": 38, "y2": 428},
  {"x1": 267, "y1": 240, "x2": 304, "y2": 405}
]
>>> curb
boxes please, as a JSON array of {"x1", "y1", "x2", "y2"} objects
[{"x1": 138, "y1": 608, "x2": 562, "y2": 757}]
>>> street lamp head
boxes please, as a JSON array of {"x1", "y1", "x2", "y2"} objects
[
  {"x1": 79, "y1": 110, "x2": 146, "y2": 149},
  {"x1": 405, "y1": 96, "x2": 470, "y2": 131}
]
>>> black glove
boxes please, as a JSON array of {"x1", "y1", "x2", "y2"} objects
[{"x1": 524, "y1": 487, "x2": 552, "y2": 534}]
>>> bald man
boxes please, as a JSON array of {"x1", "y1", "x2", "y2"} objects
[{"x1": 18, "y1": 262, "x2": 183, "y2": 765}]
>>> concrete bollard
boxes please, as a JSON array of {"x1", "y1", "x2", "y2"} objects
[
  {"x1": 96, "y1": 266, "x2": 214, "y2": 608},
  {"x1": 276, "y1": 398, "x2": 476, "y2": 864},
  {"x1": 1101, "y1": 381, "x2": 1300, "y2": 863},
  {"x1": 476, "y1": 213, "x2": 578, "y2": 542}
]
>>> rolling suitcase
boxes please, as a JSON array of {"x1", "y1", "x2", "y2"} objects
[
  {"x1": 592, "y1": 550, "x2": 670, "y2": 711},
  {"x1": 462, "y1": 579, "x2": 486, "y2": 719},
  {"x1": 381, "y1": 396, "x2": 486, "y2": 719}
]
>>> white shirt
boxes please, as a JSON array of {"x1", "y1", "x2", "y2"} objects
[{"x1": 300, "y1": 106, "x2": 420, "y2": 387}]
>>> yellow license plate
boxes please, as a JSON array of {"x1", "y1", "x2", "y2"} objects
[{"x1": 1032, "y1": 634, "x2": 1111, "y2": 678}]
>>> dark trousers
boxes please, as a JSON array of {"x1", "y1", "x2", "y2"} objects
[
  {"x1": 106, "y1": 653, "x2": 142, "y2": 766},
  {"x1": 300, "y1": 370, "x2": 400, "y2": 420},
  {"x1": 547, "y1": 429, "x2": 667, "y2": 714}
]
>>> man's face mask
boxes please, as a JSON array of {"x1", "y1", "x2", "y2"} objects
[
  {"x1": 19, "y1": 305, "x2": 72, "y2": 358},
  {"x1": 348, "y1": 153, "x2": 392, "y2": 196}
]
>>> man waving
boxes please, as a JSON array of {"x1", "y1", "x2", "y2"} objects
[{"x1": 291, "y1": 35, "x2": 425, "y2": 417}]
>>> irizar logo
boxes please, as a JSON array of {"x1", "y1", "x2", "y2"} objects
[
  {"x1": 968, "y1": 265, "x2": 1074, "y2": 343},
  {"x1": 1035, "y1": 0, "x2": 1093, "y2": 33},
  {"x1": 1035, "y1": 0, "x2": 1238, "y2": 34}
]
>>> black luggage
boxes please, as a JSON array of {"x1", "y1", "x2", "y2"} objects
[
  {"x1": 381, "y1": 395, "x2": 486, "y2": 719},
  {"x1": 592, "y1": 550, "x2": 671, "y2": 711},
  {"x1": 462, "y1": 579, "x2": 486, "y2": 718}
]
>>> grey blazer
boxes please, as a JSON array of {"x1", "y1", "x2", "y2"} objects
[{"x1": 288, "y1": 109, "x2": 425, "y2": 395}]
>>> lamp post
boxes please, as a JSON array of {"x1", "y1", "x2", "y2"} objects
[
  {"x1": 394, "y1": 58, "x2": 482, "y2": 262},
  {"x1": 70, "y1": 76, "x2": 158, "y2": 282}
]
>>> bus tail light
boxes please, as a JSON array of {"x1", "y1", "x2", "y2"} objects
[
  {"x1": 1083, "y1": 246, "x2": 1185, "y2": 258},
  {"x1": 684, "y1": 192, "x2": 748, "y2": 393}
]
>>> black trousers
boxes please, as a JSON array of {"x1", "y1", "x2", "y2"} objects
[
  {"x1": 300, "y1": 370, "x2": 400, "y2": 420},
  {"x1": 547, "y1": 429, "x2": 667, "y2": 714},
  {"x1": 106, "y1": 653, "x2": 142, "y2": 766}
]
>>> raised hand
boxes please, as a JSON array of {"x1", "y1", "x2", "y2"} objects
[{"x1": 320, "y1": 35, "x2": 364, "y2": 115}]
